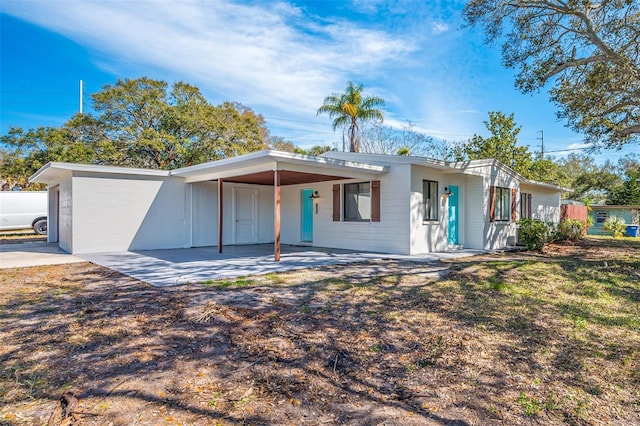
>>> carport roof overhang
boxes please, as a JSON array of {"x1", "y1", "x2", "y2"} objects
[{"x1": 171, "y1": 150, "x2": 389, "y2": 184}]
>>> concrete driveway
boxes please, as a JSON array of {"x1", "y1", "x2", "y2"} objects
[
  {"x1": 0, "y1": 242, "x2": 85, "y2": 268},
  {"x1": 80, "y1": 244, "x2": 485, "y2": 287}
]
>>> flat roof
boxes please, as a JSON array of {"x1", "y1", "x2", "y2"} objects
[{"x1": 30, "y1": 150, "x2": 388, "y2": 185}]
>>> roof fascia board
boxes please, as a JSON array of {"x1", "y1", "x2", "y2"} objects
[
  {"x1": 590, "y1": 204, "x2": 640, "y2": 209},
  {"x1": 29, "y1": 161, "x2": 169, "y2": 183},
  {"x1": 322, "y1": 151, "x2": 452, "y2": 169},
  {"x1": 173, "y1": 150, "x2": 388, "y2": 181},
  {"x1": 274, "y1": 162, "x2": 385, "y2": 180},
  {"x1": 181, "y1": 162, "x2": 278, "y2": 183},
  {"x1": 521, "y1": 179, "x2": 565, "y2": 191}
]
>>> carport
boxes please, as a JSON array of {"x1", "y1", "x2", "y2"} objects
[{"x1": 172, "y1": 151, "x2": 388, "y2": 261}]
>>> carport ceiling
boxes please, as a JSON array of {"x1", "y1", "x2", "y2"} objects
[{"x1": 222, "y1": 170, "x2": 348, "y2": 186}]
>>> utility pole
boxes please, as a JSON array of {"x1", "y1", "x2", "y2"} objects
[
  {"x1": 79, "y1": 80, "x2": 83, "y2": 114},
  {"x1": 537, "y1": 130, "x2": 544, "y2": 159}
]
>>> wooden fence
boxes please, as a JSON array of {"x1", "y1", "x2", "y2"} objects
[{"x1": 561, "y1": 204, "x2": 588, "y2": 226}]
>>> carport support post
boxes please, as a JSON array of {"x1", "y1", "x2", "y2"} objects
[
  {"x1": 218, "y1": 178, "x2": 223, "y2": 254},
  {"x1": 274, "y1": 170, "x2": 281, "y2": 261}
]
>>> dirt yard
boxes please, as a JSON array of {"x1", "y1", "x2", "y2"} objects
[{"x1": 1, "y1": 238, "x2": 638, "y2": 425}]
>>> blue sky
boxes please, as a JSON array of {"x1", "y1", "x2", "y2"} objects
[{"x1": 1, "y1": 0, "x2": 636, "y2": 163}]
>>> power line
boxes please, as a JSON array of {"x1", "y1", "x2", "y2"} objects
[{"x1": 544, "y1": 146, "x2": 590, "y2": 154}]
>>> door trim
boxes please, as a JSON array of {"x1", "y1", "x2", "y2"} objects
[{"x1": 233, "y1": 188, "x2": 258, "y2": 244}]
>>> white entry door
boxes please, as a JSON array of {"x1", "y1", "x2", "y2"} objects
[{"x1": 234, "y1": 188, "x2": 258, "y2": 244}]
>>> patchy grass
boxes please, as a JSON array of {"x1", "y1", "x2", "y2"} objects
[
  {"x1": 0, "y1": 230, "x2": 46, "y2": 245},
  {"x1": 200, "y1": 277, "x2": 256, "y2": 288},
  {"x1": 0, "y1": 237, "x2": 638, "y2": 425}
]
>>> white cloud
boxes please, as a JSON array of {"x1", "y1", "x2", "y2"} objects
[
  {"x1": 431, "y1": 22, "x2": 450, "y2": 34},
  {"x1": 566, "y1": 142, "x2": 590, "y2": 150},
  {"x1": 2, "y1": 0, "x2": 417, "y2": 122}
]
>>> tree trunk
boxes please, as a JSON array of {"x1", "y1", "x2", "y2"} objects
[{"x1": 349, "y1": 118, "x2": 358, "y2": 152}]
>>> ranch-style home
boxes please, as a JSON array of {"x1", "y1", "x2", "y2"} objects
[{"x1": 29, "y1": 150, "x2": 562, "y2": 258}]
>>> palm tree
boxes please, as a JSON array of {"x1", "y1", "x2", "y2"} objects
[{"x1": 317, "y1": 82, "x2": 385, "y2": 152}]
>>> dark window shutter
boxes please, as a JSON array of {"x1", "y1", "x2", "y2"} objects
[
  {"x1": 371, "y1": 180, "x2": 380, "y2": 222},
  {"x1": 489, "y1": 186, "x2": 496, "y2": 222},
  {"x1": 332, "y1": 184, "x2": 340, "y2": 221},
  {"x1": 511, "y1": 188, "x2": 517, "y2": 222},
  {"x1": 527, "y1": 193, "x2": 532, "y2": 218}
]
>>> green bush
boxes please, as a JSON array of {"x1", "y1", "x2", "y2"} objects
[
  {"x1": 603, "y1": 215, "x2": 626, "y2": 237},
  {"x1": 518, "y1": 218, "x2": 555, "y2": 251},
  {"x1": 557, "y1": 219, "x2": 585, "y2": 242}
]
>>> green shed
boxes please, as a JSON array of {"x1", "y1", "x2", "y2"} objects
[{"x1": 588, "y1": 205, "x2": 640, "y2": 235}]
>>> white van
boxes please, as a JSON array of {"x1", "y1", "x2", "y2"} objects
[{"x1": 0, "y1": 191, "x2": 48, "y2": 234}]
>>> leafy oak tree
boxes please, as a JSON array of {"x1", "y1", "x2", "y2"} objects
[
  {"x1": 1, "y1": 77, "x2": 270, "y2": 184},
  {"x1": 607, "y1": 154, "x2": 640, "y2": 204},
  {"x1": 464, "y1": 0, "x2": 640, "y2": 149},
  {"x1": 317, "y1": 81, "x2": 385, "y2": 152},
  {"x1": 91, "y1": 78, "x2": 267, "y2": 168}
]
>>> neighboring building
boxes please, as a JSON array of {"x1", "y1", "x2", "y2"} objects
[
  {"x1": 29, "y1": 150, "x2": 563, "y2": 257},
  {"x1": 588, "y1": 205, "x2": 640, "y2": 235}
]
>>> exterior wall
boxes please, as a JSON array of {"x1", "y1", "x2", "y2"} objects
[
  {"x1": 71, "y1": 173, "x2": 188, "y2": 253},
  {"x1": 280, "y1": 184, "x2": 306, "y2": 245},
  {"x1": 408, "y1": 165, "x2": 449, "y2": 254},
  {"x1": 311, "y1": 164, "x2": 411, "y2": 254},
  {"x1": 225, "y1": 183, "x2": 274, "y2": 245},
  {"x1": 483, "y1": 167, "x2": 518, "y2": 250},
  {"x1": 57, "y1": 174, "x2": 73, "y2": 253},
  {"x1": 190, "y1": 182, "x2": 275, "y2": 247},
  {"x1": 191, "y1": 181, "x2": 217, "y2": 247},
  {"x1": 463, "y1": 175, "x2": 485, "y2": 250},
  {"x1": 527, "y1": 186, "x2": 561, "y2": 223},
  {"x1": 47, "y1": 186, "x2": 59, "y2": 244}
]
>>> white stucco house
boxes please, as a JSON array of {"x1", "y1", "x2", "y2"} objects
[{"x1": 29, "y1": 150, "x2": 562, "y2": 258}]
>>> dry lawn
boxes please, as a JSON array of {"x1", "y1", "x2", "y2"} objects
[{"x1": 1, "y1": 237, "x2": 638, "y2": 425}]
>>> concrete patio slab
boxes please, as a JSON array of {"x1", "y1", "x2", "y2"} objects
[
  {"x1": 80, "y1": 244, "x2": 485, "y2": 287},
  {"x1": 0, "y1": 242, "x2": 85, "y2": 269}
]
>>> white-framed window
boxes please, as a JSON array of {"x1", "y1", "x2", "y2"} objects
[
  {"x1": 344, "y1": 182, "x2": 371, "y2": 221},
  {"x1": 596, "y1": 211, "x2": 607, "y2": 224},
  {"x1": 495, "y1": 187, "x2": 510, "y2": 222},
  {"x1": 422, "y1": 180, "x2": 438, "y2": 221}
]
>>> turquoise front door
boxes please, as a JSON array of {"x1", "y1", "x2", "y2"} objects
[
  {"x1": 301, "y1": 189, "x2": 313, "y2": 242},
  {"x1": 447, "y1": 185, "x2": 459, "y2": 245}
]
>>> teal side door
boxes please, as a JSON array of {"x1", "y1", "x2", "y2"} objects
[
  {"x1": 447, "y1": 185, "x2": 459, "y2": 245},
  {"x1": 301, "y1": 189, "x2": 313, "y2": 242}
]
